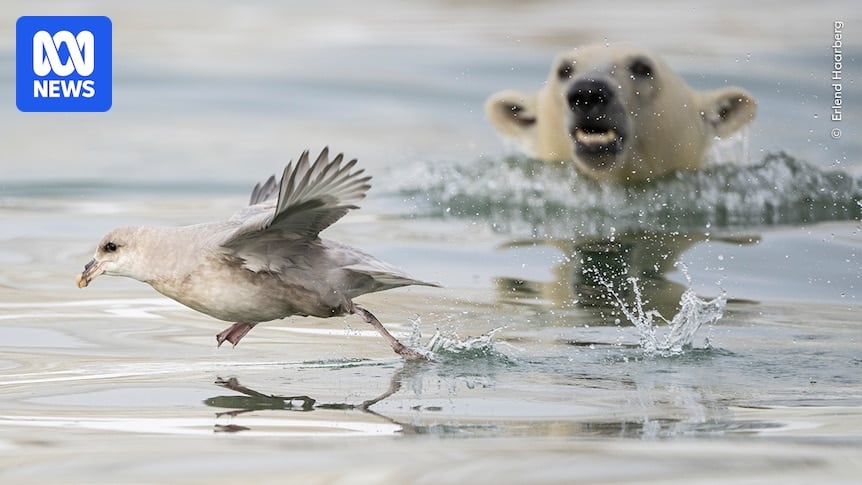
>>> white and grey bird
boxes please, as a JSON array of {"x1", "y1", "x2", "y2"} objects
[{"x1": 76, "y1": 148, "x2": 438, "y2": 360}]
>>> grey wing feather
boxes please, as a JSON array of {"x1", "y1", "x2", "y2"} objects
[
  {"x1": 221, "y1": 147, "x2": 371, "y2": 248},
  {"x1": 249, "y1": 175, "x2": 278, "y2": 205}
]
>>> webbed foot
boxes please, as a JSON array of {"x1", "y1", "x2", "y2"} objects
[
  {"x1": 352, "y1": 305, "x2": 433, "y2": 361},
  {"x1": 216, "y1": 322, "x2": 256, "y2": 347}
]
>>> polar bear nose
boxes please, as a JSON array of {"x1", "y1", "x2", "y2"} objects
[{"x1": 567, "y1": 79, "x2": 614, "y2": 112}]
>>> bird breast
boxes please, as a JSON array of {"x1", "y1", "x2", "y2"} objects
[{"x1": 148, "y1": 255, "x2": 349, "y2": 323}]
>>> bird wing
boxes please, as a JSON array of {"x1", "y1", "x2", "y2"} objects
[
  {"x1": 248, "y1": 173, "x2": 278, "y2": 206},
  {"x1": 220, "y1": 147, "x2": 371, "y2": 251}
]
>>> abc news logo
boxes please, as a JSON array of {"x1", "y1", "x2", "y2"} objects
[
  {"x1": 16, "y1": 16, "x2": 112, "y2": 112},
  {"x1": 33, "y1": 30, "x2": 96, "y2": 98}
]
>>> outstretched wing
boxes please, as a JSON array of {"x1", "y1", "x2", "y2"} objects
[{"x1": 221, "y1": 147, "x2": 371, "y2": 249}]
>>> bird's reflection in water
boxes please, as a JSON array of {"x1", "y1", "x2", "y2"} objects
[
  {"x1": 202, "y1": 345, "x2": 755, "y2": 439},
  {"x1": 206, "y1": 363, "x2": 426, "y2": 434},
  {"x1": 496, "y1": 231, "x2": 758, "y2": 317}
]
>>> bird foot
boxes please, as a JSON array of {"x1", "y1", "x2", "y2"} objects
[
  {"x1": 352, "y1": 305, "x2": 433, "y2": 362},
  {"x1": 392, "y1": 342, "x2": 432, "y2": 362},
  {"x1": 216, "y1": 322, "x2": 255, "y2": 347}
]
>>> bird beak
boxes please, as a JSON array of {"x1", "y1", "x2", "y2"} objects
[{"x1": 76, "y1": 258, "x2": 104, "y2": 288}]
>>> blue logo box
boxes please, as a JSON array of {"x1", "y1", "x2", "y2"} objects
[{"x1": 16, "y1": 16, "x2": 112, "y2": 112}]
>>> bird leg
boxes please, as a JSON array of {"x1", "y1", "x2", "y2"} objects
[
  {"x1": 216, "y1": 322, "x2": 256, "y2": 347},
  {"x1": 351, "y1": 305, "x2": 429, "y2": 361}
]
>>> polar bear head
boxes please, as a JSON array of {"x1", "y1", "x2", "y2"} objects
[{"x1": 485, "y1": 43, "x2": 757, "y2": 183}]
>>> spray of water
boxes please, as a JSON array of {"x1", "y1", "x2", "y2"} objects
[
  {"x1": 406, "y1": 317, "x2": 506, "y2": 361},
  {"x1": 595, "y1": 266, "x2": 726, "y2": 356},
  {"x1": 394, "y1": 152, "x2": 862, "y2": 238},
  {"x1": 425, "y1": 326, "x2": 505, "y2": 356}
]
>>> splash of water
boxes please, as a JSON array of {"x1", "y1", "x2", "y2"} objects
[
  {"x1": 406, "y1": 317, "x2": 506, "y2": 361},
  {"x1": 393, "y1": 152, "x2": 862, "y2": 237},
  {"x1": 425, "y1": 326, "x2": 505, "y2": 356},
  {"x1": 596, "y1": 269, "x2": 726, "y2": 356}
]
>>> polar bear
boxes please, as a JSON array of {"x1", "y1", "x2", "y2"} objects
[{"x1": 485, "y1": 43, "x2": 757, "y2": 183}]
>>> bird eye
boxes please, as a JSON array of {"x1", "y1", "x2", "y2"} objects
[{"x1": 103, "y1": 242, "x2": 118, "y2": 252}]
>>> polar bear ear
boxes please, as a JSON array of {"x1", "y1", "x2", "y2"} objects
[
  {"x1": 699, "y1": 87, "x2": 757, "y2": 138},
  {"x1": 485, "y1": 90, "x2": 538, "y2": 144}
]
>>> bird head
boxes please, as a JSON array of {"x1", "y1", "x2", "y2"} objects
[{"x1": 76, "y1": 227, "x2": 145, "y2": 288}]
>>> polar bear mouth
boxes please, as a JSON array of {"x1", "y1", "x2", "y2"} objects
[
  {"x1": 574, "y1": 128, "x2": 620, "y2": 148},
  {"x1": 571, "y1": 126, "x2": 625, "y2": 159}
]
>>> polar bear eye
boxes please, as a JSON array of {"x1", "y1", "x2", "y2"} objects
[
  {"x1": 629, "y1": 57, "x2": 654, "y2": 79},
  {"x1": 557, "y1": 61, "x2": 575, "y2": 80}
]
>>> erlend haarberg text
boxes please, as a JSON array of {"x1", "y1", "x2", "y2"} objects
[{"x1": 832, "y1": 21, "x2": 844, "y2": 122}]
